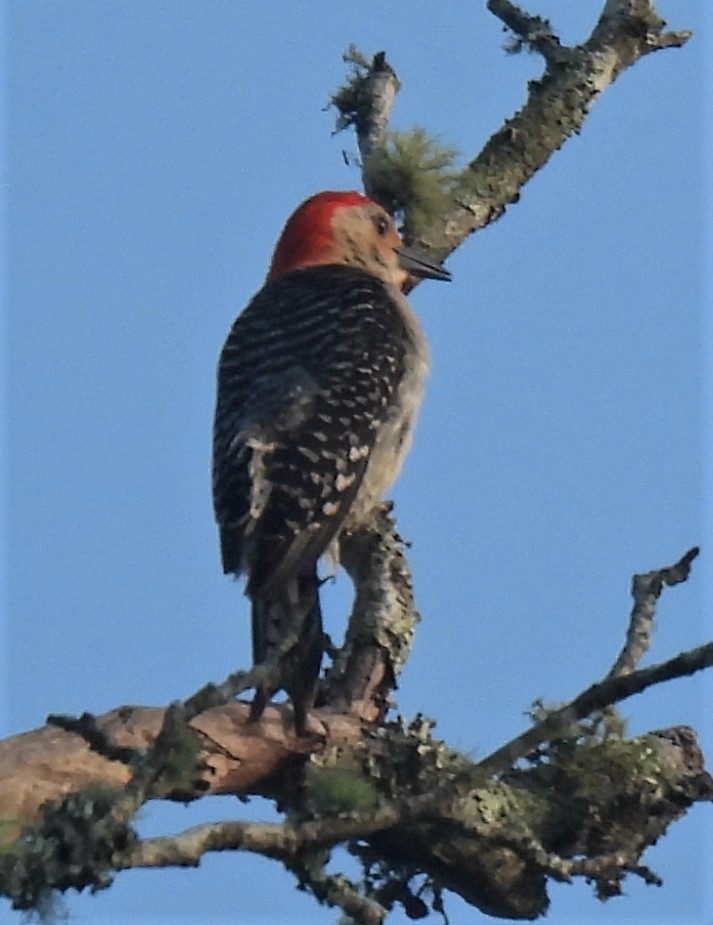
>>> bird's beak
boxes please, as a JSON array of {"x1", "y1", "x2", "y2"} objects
[{"x1": 395, "y1": 246, "x2": 451, "y2": 282}]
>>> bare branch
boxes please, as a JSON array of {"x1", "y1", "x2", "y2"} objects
[
  {"x1": 488, "y1": 0, "x2": 563, "y2": 61},
  {"x1": 455, "y1": 640, "x2": 713, "y2": 794},
  {"x1": 311, "y1": 870, "x2": 386, "y2": 925},
  {"x1": 123, "y1": 811, "x2": 404, "y2": 870},
  {"x1": 126, "y1": 820, "x2": 389, "y2": 923},
  {"x1": 609, "y1": 546, "x2": 700, "y2": 677}
]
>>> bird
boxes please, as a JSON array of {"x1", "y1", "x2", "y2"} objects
[{"x1": 212, "y1": 190, "x2": 450, "y2": 734}]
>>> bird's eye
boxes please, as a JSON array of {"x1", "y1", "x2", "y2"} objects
[{"x1": 373, "y1": 215, "x2": 390, "y2": 237}]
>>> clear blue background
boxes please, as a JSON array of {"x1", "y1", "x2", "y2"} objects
[{"x1": 4, "y1": 2, "x2": 708, "y2": 923}]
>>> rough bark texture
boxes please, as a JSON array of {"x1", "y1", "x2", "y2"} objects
[{"x1": 1, "y1": 704, "x2": 711, "y2": 919}]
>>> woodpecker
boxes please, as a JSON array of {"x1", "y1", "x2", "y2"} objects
[{"x1": 212, "y1": 191, "x2": 450, "y2": 734}]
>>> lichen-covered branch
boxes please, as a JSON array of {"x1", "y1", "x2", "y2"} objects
[
  {"x1": 3, "y1": 605, "x2": 710, "y2": 917},
  {"x1": 332, "y1": 48, "x2": 400, "y2": 182},
  {"x1": 7, "y1": 710, "x2": 707, "y2": 919},
  {"x1": 452, "y1": 638, "x2": 713, "y2": 792},
  {"x1": 433, "y1": 0, "x2": 692, "y2": 255},
  {"x1": 333, "y1": 0, "x2": 691, "y2": 265},
  {"x1": 320, "y1": 503, "x2": 419, "y2": 721},
  {"x1": 121, "y1": 721, "x2": 709, "y2": 912}
]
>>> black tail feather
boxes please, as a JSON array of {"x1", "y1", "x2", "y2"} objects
[{"x1": 249, "y1": 568, "x2": 323, "y2": 735}]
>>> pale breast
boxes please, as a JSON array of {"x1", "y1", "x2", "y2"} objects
[{"x1": 341, "y1": 286, "x2": 429, "y2": 530}]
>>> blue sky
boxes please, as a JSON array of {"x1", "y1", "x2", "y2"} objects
[{"x1": 4, "y1": 1, "x2": 708, "y2": 923}]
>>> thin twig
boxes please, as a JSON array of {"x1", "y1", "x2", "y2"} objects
[
  {"x1": 182, "y1": 663, "x2": 276, "y2": 716},
  {"x1": 46, "y1": 712, "x2": 139, "y2": 765},
  {"x1": 487, "y1": 0, "x2": 564, "y2": 62},
  {"x1": 609, "y1": 546, "x2": 699, "y2": 677},
  {"x1": 122, "y1": 810, "x2": 403, "y2": 870},
  {"x1": 285, "y1": 852, "x2": 386, "y2": 925},
  {"x1": 453, "y1": 640, "x2": 713, "y2": 794}
]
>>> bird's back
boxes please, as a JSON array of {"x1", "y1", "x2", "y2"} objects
[{"x1": 212, "y1": 263, "x2": 423, "y2": 593}]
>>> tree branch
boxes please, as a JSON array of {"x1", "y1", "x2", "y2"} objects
[
  {"x1": 333, "y1": 1, "x2": 691, "y2": 266},
  {"x1": 320, "y1": 503, "x2": 419, "y2": 720},
  {"x1": 487, "y1": 0, "x2": 563, "y2": 61},
  {"x1": 609, "y1": 545, "x2": 699, "y2": 677},
  {"x1": 462, "y1": 640, "x2": 713, "y2": 790}
]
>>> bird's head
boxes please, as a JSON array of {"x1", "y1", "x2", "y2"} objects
[{"x1": 266, "y1": 191, "x2": 450, "y2": 289}]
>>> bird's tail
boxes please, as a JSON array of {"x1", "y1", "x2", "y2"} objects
[{"x1": 249, "y1": 568, "x2": 323, "y2": 735}]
